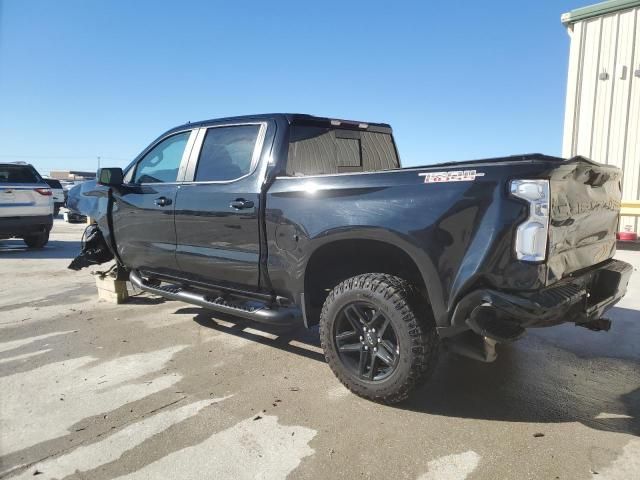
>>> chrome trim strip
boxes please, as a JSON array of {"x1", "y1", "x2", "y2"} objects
[
  {"x1": 176, "y1": 129, "x2": 199, "y2": 182},
  {"x1": 182, "y1": 128, "x2": 206, "y2": 182}
]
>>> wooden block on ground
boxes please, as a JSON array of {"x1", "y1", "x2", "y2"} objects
[{"x1": 95, "y1": 276, "x2": 129, "y2": 304}]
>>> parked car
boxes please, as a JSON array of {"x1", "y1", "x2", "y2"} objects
[
  {"x1": 69, "y1": 114, "x2": 632, "y2": 403},
  {"x1": 0, "y1": 162, "x2": 53, "y2": 248},
  {"x1": 62, "y1": 182, "x2": 90, "y2": 223},
  {"x1": 43, "y1": 178, "x2": 65, "y2": 215},
  {"x1": 63, "y1": 181, "x2": 89, "y2": 205}
]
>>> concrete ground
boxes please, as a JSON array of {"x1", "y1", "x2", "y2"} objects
[{"x1": 0, "y1": 219, "x2": 639, "y2": 480}]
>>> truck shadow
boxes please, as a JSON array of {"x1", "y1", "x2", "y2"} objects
[
  {"x1": 406, "y1": 344, "x2": 640, "y2": 438},
  {"x1": 185, "y1": 306, "x2": 640, "y2": 438},
  {"x1": 186, "y1": 308, "x2": 325, "y2": 363}
]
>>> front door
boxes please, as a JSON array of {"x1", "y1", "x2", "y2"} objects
[
  {"x1": 112, "y1": 129, "x2": 193, "y2": 276},
  {"x1": 174, "y1": 122, "x2": 267, "y2": 289}
]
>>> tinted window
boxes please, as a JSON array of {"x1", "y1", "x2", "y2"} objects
[
  {"x1": 195, "y1": 125, "x2": 261, "y2": 182},
  {"x1": 286, "y1": 125, "x2": 399, "y2": 176},
  {"x1": 134, "y1": 131, "x2": 190, "y2": 184},
  {"x1": 44, "y1": 179, "x2": 63, "y2": 189},
  {"x1": 0, "y1": 164, "x2": 41, "y2": 183}
]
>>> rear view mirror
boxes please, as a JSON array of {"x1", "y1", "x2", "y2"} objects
[{"x1": 97, "y1": 167, "x2": 124, "y2": 187}]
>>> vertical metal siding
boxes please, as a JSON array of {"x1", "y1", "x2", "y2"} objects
[
  {"x1": 563, "y1": 6, "x2": 640, "y2": 232},
  {"x1": 562, "y1": 21, "x2": 584, "y2": 158},
  {"x1": 622, "y1": 8, "x2": 640, "y2": 230},
  {"x1": 591, "y1": 15, "x2": 616, "y2": 162}
]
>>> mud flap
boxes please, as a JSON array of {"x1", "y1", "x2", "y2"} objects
[{"x1": 68, "y1": 224, "x2": 114, "y2": 271}]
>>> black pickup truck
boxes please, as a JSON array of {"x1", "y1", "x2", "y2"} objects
[{"x1": 70, "y1": 113, "x2": 632, "y2": 403}]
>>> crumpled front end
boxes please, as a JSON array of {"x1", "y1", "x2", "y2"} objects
[
  {"x1": 66, "y1": 181, "x2": 116, "y2": 271},
  {"x1": 68, "y1": 223, "x2": 114, "y2": 270}
]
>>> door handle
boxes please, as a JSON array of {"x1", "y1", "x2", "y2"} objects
[
  {"x1": 155, "y1": 196, "x2": 172, "y2": 207},
  {"x1": 229, "y1": 198, "x2": 254, "y2": 210}
]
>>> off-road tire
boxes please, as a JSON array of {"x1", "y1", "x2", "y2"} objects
[
  {"x1": 23, "y1": 231, "x2": 49, "y2": 248},
  {"x1": 319, "y1": 273, "x2": 439, "y2": 404}
]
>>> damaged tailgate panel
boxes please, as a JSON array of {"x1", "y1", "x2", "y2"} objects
[{"x1": 547, "y1": 156, "x2": 622, "y2": 284}]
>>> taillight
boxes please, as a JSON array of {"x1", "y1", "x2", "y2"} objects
[
  {"x1": 510, "y1": 179, "x2": 550, "y2": 262},
  {"x1": 34, "y1": 188, "x2": 52, "y2": 196}
]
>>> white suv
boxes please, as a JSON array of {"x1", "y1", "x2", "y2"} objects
[
  {"x1": 43, "y1": 178, "x2": 65, "y2": 215},
  {"x1": 0, "y1": 163, "x2": 53, "y2": 248}
]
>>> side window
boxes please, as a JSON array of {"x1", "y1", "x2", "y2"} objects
[
  {"x1": 286, "y1": 125, "x2": 399, "y2": 176},
  {"x1": 195, "y1": 125, "x2": 261, "y2": 182},
  {"x1": 286, "y1": 126, "x2": 335, "y2": 176},
  {"x1": 133, "y1": 131, "x2": 190, "y2": 184}
]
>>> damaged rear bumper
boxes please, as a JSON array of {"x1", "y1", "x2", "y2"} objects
[{"x1": 449, "y1": 259, "x2": 633, "y2": 342}]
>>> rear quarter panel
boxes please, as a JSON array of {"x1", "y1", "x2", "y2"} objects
[{"x1": 266, "y1": 162, "x2": 556, "y2": 326}]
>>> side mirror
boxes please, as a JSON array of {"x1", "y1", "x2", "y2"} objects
[{"x1": 97, "y1": 167, "x2": 124, "y2": 187}]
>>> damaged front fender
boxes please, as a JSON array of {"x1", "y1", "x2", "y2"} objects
[{"x1": 67, "y1": 181, "x2": 120, "y2": 271}]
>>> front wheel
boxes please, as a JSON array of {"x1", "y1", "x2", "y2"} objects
[
  {"x1": 23, "y1": 231, "x2": 49, "y2": 248},
  {"x1": 319, "y1": 273, "x2": 439, "y2": 404}
]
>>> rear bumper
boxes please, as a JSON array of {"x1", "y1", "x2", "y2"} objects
[
  {"x1": 0, "y1": 215, "x2": 53, "y2": 237},
  {"x1": 450, "y1": 259, "x2": 633, "y2": 339}
]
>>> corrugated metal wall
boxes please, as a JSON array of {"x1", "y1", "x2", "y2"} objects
[{"x1": 562, "y1": 5, "x2": 640, "y2": 231}]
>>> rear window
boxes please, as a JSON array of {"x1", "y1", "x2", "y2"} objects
[
  {"x1": 44, "y1": 179, "x2": 63, "y2": 189},
  {"x1": 0, "y1": 165, "x2": 41, "y2": 183},
  {"x1": 286, "y1": 125, "x2": 399, "y2": 176}
]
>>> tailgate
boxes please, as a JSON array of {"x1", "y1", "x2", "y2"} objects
[
  {"x1": 0, "y1": 184, "x2": 52, "y2": 217},
  {"x1": 547, "y1": 157, "x2": 622, "y2": 284}
]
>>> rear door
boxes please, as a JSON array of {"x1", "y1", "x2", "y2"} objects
[
  {"x1": 174, "y1": 122, "x2": 268, "y2": 289},
  {"x1": 111, "y1": 129, "x2": 195, "y2": 276},
  {"x1": 0, "y1": 164, "x2": 52, "y2": 218}
]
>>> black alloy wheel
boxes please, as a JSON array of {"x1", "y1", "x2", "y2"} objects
[
  {"x1": 334, "y1": 302, "x2": 399, "y2": 381},
  {"x1": 320, "y1": 273, "x2": 439, "y2": 404}
]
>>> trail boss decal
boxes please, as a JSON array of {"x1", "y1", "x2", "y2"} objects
[{"x1": 419, "y1": 170, "x2": 485, "y2": 183}]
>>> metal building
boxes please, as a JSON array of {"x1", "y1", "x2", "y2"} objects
[
  {"x1": 561, "y1": 0, "x2": 640, "y2": 232},
  {"x1": 49, "y1": 170, "x2": 96, "y2": 181}
]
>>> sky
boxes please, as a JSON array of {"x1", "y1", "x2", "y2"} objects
[{"x1": 0, "y1": 0, "x2": 589, "y2": 174}]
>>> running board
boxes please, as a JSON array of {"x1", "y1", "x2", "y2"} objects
[{"x1": 129, "y1": 270, "x2": 301, "y2": 325}]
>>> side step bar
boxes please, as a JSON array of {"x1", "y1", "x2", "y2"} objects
[{"x1": 129, "y1": 270, "x2": 301, "y2": 325}]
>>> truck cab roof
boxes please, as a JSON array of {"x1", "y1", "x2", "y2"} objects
[{"x1": 168, "y1": 113, "x2": 392, "y2": 134}]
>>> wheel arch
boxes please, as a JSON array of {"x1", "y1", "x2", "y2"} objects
[{"x1": 302, "y1": 232, "x2": 440, "y2": 327}]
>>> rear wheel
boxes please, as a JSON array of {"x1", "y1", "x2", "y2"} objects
[
  {"x1": 319, "y1": 273, "x2": 439, "y2": 404},
  {"x1": 23, "y1": 231, "x2": 49, "y2": 248}
]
